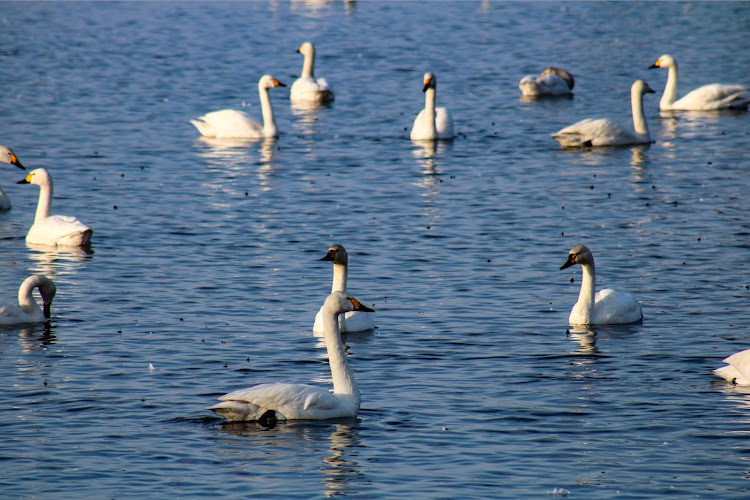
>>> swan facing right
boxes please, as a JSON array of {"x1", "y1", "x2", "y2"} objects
[
  {"x1": 208, "y1": 291, "x2": 374, "y2": 422},
  {"x1": 551, "y1": 80, "x2": 654, "y2": 147},
  {"x1": 560, "y1": 245, "x2": 643, "y2": 325},
  {"x1": 0, "y1": 275, "x2": 56, "y2": 325},
  {"x1": 0, "y1": 146, "x2": 26, "y2": 211}
]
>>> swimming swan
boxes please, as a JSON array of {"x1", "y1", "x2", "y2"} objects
[
  {"x1": 519, "y1": 66, "x2": 575, "y2": 97},
  {"x1": 649, "y1": 54, "x2": 749, "y2": 111},
  {"x1": 560, "y1": 245, "x2": 643, "y2": 325},
  {"x1": 290, "y1": 42, "x2": 335, "y2": 105},
  {"x1": 191, "y1": 75, "x2": 286, "y2": 139},
  {"x1": 714, "y1": 349, "x2": 750, "y2": 385},
  {"x1": 410, "y1": 72, "x2": 455, "y2": 141},
  {"x1": 208, "y1": 291, "x2": 374, "y2": 422},
  {"x1": 0, "y1": 146, "x2": 26, "y2": 211},
  {"x1": 313, "y1": 244, "x2": 375, "y2": 334},
  {"x1": 18, "y1": 168, "x2": 93, "y2": 247},
  {"x1": 551, "y1": 80, "x2": 654, "y2": 147},
  {"x1": 0, "y1": 275, "x2": 56, "y2": 325}
]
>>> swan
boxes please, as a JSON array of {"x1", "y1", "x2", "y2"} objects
[
  {"x1": 313, "y1": 244, "x2": 375, "y2": 334},
  {"x1": 410, "y1": 72, "x2": 455, "y2": 141},
  {"x1": 649, "y1": 54, "x2": 749, "y2": 111},
  {"x1": 0, "y1": 275, "x2": 56, "y2": 325},
  {"x1": 551, "y1": 79, "x2": 654, "y2": 147},
  {"x1": 207, "y1": 291, "x2": 374, "y2": 422},
  {"x1": 519, "y1": 66, "x2": 574, "y2": 97},
  {"x1": 17, "y1": 168, "x2": 93, "y2": 247},
  {"x1": 191, "y1": 75, "x2": 286, "y2": 139},
  {"x1": 0, "y1": 146, "x2": 26, "y2": 211},
  {"x1": 290, "y1": 42, "x2": 335, "y2": 105},
  {"x1": 714, "y1": 349, "x2": 750, "y2": 385},
  {"x1": 559, "y1": 245, "x2": 643, "y2": 325}
]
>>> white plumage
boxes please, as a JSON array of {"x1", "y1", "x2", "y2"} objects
[
  {"x1": 411, "y1": 72, "x2": 454, "y2": 141},
  {"x1": 290, "y1": 41, "x2": 335, "y2": 105},
  {"x1": 0, "y1": 275, "x2": 56, "y2": 325},
  {"x1": 714, "y1": 349, "x2": 750, "y2": 386},
  {"x1": 519, "y1": 66, "x2": 574, "y2": 97},
  {"x1": 0, "y1": 145, "x2": 27, "y2": 211}
]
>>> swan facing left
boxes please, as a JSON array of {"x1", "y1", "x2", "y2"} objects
[
  {"x1": 0, "y1": 146, "x2": 27, "y2": 211},
  {"x1": 18, "y1": 168, "x2": 93, "y2": 248},
  {"x1": 207, "y1": 291, "x2": 374, "y2": 422},
  {"x1": 551, "y1": 80, "x2": 654, "y2": 147},
  {"x1": 649, "y1": 54, "x2": 749, "y2": 111},
  {"x1": 560, "y1": 245, "x2": 643, "y2": 325},
  {"x1": 410, "y1": 72, "x2": 455, "y2": 141},
  {"x1": 290, "y1": 41, "x2": 335, "y2": 105},
  {"x1": 0, "y1": 275, "x2": 56, "y2": 325},
  {"x1": 191, "y1": 75, "x2": 286, "y2": 139},
  {"x1": 519, "y1": 66, "x2": 575, "y2": 97},
  {"x1": 714, "y1": 349, "x2": 750, "y2": 385}
]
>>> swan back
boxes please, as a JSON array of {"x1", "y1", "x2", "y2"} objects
[
  {"x1": 541, "y1": 67, "x2": 574, "y2": 90},
  {"x1": 715, "y1": 349, "x2": 750, "y2": 385},
  {"x1": 520, "y1": 67, "x2": 574, "y2": 97}
]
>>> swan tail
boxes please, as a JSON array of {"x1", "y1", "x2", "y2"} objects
[
  {"x1": 207, "y1": 400, "x2": 271, "y2": 422},
  {"x1": 190, "y1": 118, "x2": 216, "y2": 138}
]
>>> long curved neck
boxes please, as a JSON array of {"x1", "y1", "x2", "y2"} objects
[
  {"x1": 323, "y1": 309, "x2": 359, "y2": 398},
  {"x1": 258, "y1": 85, "x2": 278, "y2": 137},
  {"x1": 331, "y1": 263, "x2": 347, "y2": 293},
  {"x1": 18, "y1": 282, "x2": 41, "y2": 316},
  {"x1": 35, "y1": 181, "x2": 53, "y2": 223},
  {"x1": 424, "y1": 88, "x2": 437, "y2": 138},
  {"x1": 661, "y1": 63, "x2": 678, "y2": 108},
  {"x1": 631, "y1": 88, "x2": 650, "y2": 138},
  {"x1": 302, "y1": 50, "x2": 315, "y2": 79},
  {"x1": 575, "y1": 262, "x2": 597, "y2": 322}
]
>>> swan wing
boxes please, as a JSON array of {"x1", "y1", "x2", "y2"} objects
[
  {"x1": 520, "y1": 75, "x2": 571, "y2": 96},
  {"x1": 190, "y1": 109, "x2": 263, "y2": 139},
  {"x1": 435, "y1": 107, "x2": 455, "y2": 139},
  {"x1": 671, "y1": 83, "x2": 749, "y2": 110},
  {"x1": 552, "y1": 118, "x2": 633, "y2": 147},
  {"x1": 212, "y1": 383, "x2": 346, "y2": 420},
  {"x1": 290, "y1": 77, "x2": 334, "y2": 104},
  {"x1": 0, "y1": 302, "x2": 27, "y2": 324},
  {"x1": 27, "y1": 215, "x2": 92, "y2": 247},
  {"x1": 410, "y1": 109, "x2": 431, "y2": 140},
  {"x1": 592, "y1": 288, "x2": 643, "y2": 324},
  {"x1": 718, "y1": 349, "x2": 750, "y2": 384}
]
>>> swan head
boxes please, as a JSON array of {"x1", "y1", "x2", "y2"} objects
[
  {"x1": 541, "y1": 67, "x2": 575, "y2": 90},
  {"x1": 37, "y1": 276, "x2": 56, "y2": 319},
  {"x1": 17, "y1": 167, "x2": 52, "y2": 187},
  {"x1": 560, "y1": 245, "x2": 594, "y2": 270},
  {"x1": 0, "y1": 146, "x2": 26, "y2": 170},
  {"x1": 632, "y1": 79, "x2": 655, "y2": 96},
  {"x1": 324, "y1": 291, "x2": 375, "y2": 317},
  {"x1": 320, "y1": 244, "x2": 348, "y2": 266},
  {"x1": 649, "y1": 54, "x2": 675, "y2": 70},
  {"x1": 422, "y1": 72, "x2": 436, "y2": 93},
  {"x1": 258, "y1": 74, "x2": 287, "y2": 90},
  {"x1": 297, "y1": 41, "x2": 315, "y2": 57}
]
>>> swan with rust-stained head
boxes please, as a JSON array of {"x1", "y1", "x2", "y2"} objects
[
  {"x1": 290, "y1": 42, "x2": 334, "y2": 105},
  {"x1": 313, "y1": 244, "x2": 375, "y2": 334},
  {"x1": 411, "y1": 72, "x2": 454, "y2": 141},
  {"x1": 519, "y1": 66, "x2": 574, "y2": 97},
  {"x1": 649, "y1": 54, "x2": 749, "y2": 111},
  {"x1": 560, "y1": 245, "x2": 643, "y2": 325},
  {"x1": 191, "y1": 75, "x2": 286, "y2": 139},
  {"x1": 551, "y1": 80, "x2": 654, "y2": 147},
  {"x1": 0, "y1": 146, "x2": 26, "y2": 211},
  {"x1": 208, "y1": 291, "x2": 374, "y2": 422},
  {"x1": 0, "y1": 275, "x2": 56, "y2": 325},
  {"x1": 18, "y1": 168, "x2": 93, "y2": 248}
]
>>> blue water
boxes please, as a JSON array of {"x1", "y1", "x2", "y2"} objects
[{"x1": 1, "y1": 1, "x2": 749, "y2": 498}]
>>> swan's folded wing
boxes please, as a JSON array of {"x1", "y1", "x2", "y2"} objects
[
  {"x1": 192, "y1": 109, "x2": 263, "y2": 139},
  {"x1": 722, "y1": 349, "x2": 750, "y2": 383},
  {"x1": 676, "y1": 84, "x2": 749, "y2": 110},
  {"x1": 435, "y1": 107, "x2": 455, "y2": 139},
  {"x1": 593, "y1": 288, "x2": 642, "y2": 324}
]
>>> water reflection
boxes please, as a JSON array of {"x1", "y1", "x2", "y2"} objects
[
  {"x1": 411, "y1": 140, "x2": 450, "y2": 190},
  {"x1": 195, "y1": 137, "x2": 277, "y2": 166},
  {"x1": 26, "y1": 244, "x2": 93, "y2": 278},
  {"x1": 567, "y1": 326, "x2": 598, "y2": 357},
  {"x1": 0, "y1": 322, "x2": 56, "y2": 353},
  {"x1": 291, "y1": 103, "x2": 329, "y2": 136}
]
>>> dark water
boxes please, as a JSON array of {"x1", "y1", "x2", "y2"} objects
[{"x1": 1, "y1": 1, "x2": 749, "y2": 498}]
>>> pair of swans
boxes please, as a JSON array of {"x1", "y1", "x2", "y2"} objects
[
  {"x1": 0, "y1": 146, "x2": 27, "y2": 211},
  {"x1": 18, "y1": 168, "x2": 93, "y2": 247},
  {"x1": 0, "y1": 275, "x2": 56, "y2": 325},
  {"x1": 519, "y1": 66, "x2": 575, "y2": 97},
  {"x1": 649, "y1": 54, "x2": 749, "y2": 111},
  {"x1": 411, "y1": 72, "x2": 455, "y2": 141},
  {"x1": 560, "y1": 245, "x2": 643, "y2": 325},
  {"x1": 313, "y1": 244, "x2": 375, "y2": 334},
  {"x1": 208, "y1": 291, "x2": 373, "y2": 422},
  {"x1": 551, "y1": 80, "x2": 655, "y2": 147}
]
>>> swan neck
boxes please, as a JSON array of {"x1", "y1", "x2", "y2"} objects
[
  {"x1": 35, "y1": 182, "x2": 53, "y2": 223},
  {"x1": 424, "y1": 87, "x2": 437, "y2": 136},
  {"x1": 258, "y1": 84, "x2": 278, "y2": 137},
  {"x1": 631, "y1": 87, "x2": 650, "y2": 138},
  {"x1": 18, "y1": 281, "x2": 41, "y2": 316},
  {"x1": 661, "y1": 63, "x2": 679, "y2": 108},
  {"x1": 576, "y1": 262, "x2": 597, "y2": 322},
  {"x1": 301, "y1": 50, "x2": 315, "y2": 79},
  {"x1": 323, "y1": 309, "x2": 359, "y2": 397},
  {"x1": 331, "y1": 263, "x2": 347, "y2": 293}
]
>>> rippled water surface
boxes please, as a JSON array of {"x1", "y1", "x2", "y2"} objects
[{"x1": 1, "y1": 2, "x2": 749, "y2": 498}]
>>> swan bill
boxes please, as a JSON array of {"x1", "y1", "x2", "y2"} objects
[
  {"x1": 560, "y1": 253, "x2": 577, "y2": 270},
  {"x1": 349, "y1": 297, "x2": 374, "y2": 313},
  {"x1": 9, "y1": 153, "x2": 25, "y2": 170}
]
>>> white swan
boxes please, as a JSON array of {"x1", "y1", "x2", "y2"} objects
[
  {"x1": 313, "y1": 244, "x2": 375, "y2": 334},
  {"x1": 208, "y1": 291, "x2": 374, "y2": 422},
  {"x1": 649, "y1": 54, "x2": 749, "y2": 111},
  {"x1": 560, "y1": 245, "x2": 643, "y2": 325},
  {"x1": 714, "y1": 349, "x2": 750, "y2": 385},
  {"x1": 519, "y1": 66, "x2": 574, "y2": 97},
  {"x1": 0, "y1": 146, "x2": 26, "y2": 211},
  {"x1": 0, "y1": 275, "x2": 56, "y2": 325},
  {"x1": 17, "y1": 168, "x2": 93, "y2": 247},
  {"x1": 410, "y1": 72, "x2": 455, "y2": 141},
  {"x1": 191, "y1": 75, "x2": 286, "y2": 139},
  {"x1": 551, "y1": 79, "x2": 655, "y2": 147},
  {"x1": 290, "y1": 41, "x2": 335, "y2": 105}
]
